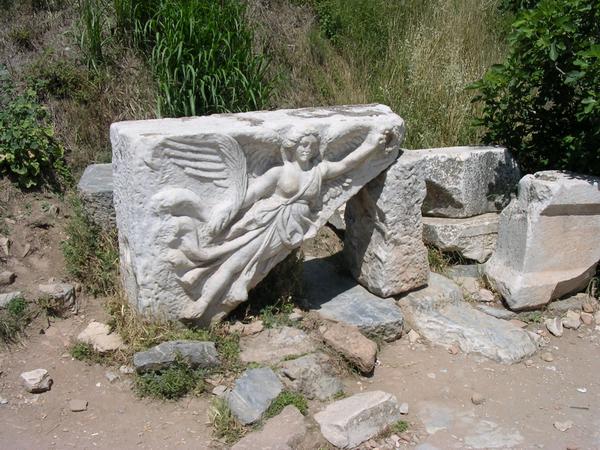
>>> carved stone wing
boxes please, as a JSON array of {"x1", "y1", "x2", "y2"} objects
[{"x1": 158, "y1": 134, "x2": 248, "y2": 227}]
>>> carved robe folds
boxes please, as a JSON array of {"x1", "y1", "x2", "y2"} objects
[{"x1": 111, "y1": 105, "x2": 403, "y2": 325}]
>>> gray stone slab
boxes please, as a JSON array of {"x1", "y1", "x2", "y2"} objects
[
  {"x1": 279, "y1": 353, "x2": 344, "y2": 401},
  {"x1": 77, "y1": 164, "x2": 115, "y2": 230},
  {"x1": 227, "y1": 367, "x2": 283, "y2": 425},
  {"x1": 302, "y1": 258, "x2": 404, "y2": 342},
  {"x1": 239, "y1": 327, "x2": 317, "y2": 365},
  {"x1": 133, "y1": 340, "x2": 220, "y2": 373}
]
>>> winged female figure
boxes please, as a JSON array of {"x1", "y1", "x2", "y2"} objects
[{"x1": 151, "y1": 124, "x2": 396, "y2": 324}]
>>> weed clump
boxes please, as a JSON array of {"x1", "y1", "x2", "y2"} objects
[
  {"x1": 0, "y1": 296, "x2": 30, "y2": 345},
  {"x1": 69, "y1": 342, "x2": 106, "y2": 364},
  {"x1": 209, "y1": 398, "x2": 246, "y2": 444},
  {"x1": 134, "y1": 358, "x2": 205, "y2": 400},
  {"x1": 265, "y1": 390, "x2": 308, "y2": 418}
]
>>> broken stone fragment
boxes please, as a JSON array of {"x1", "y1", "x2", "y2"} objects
[
  {"x1": 226, "y1": 367, "x2": 283, "y2": 425},
  {"x1": 0, "y1": 271, "x2": 16, "y2": 286},
  {"x1": 21, "y1": 369, "x2": 52, "y2": 393},
  {"x1": 545, "y1": 317, "x2": 564, "y2": 337},
  {"x1": 133, "y1": 340, "x2": 220, "y2": 373},
  {"x1": 111, "y1": 104, "x2": 403, "y2": 324},
  {"x1": 279, "y1": 352, "x2": 344, "y2": 401},
  {"x1": 320, "y1": 321, "x2": 378, "y2": 374},
  {"x1": 485, "y1": 171, "x2": 600, "y2": 310},
  {"x1": 77, "y1": 163, "x2": 115, "y2": 230},
  {"x1": 38, "y1": 282, "x2": 75, "y2": 309},
  {"x1": 562, "y1": 310, "x2": 582, "y2": 330},
  {"x1": 77, "y1": 321, "x2": 124, "y2": 353},
  {"x1": 239, "y1": 326, "x2": 317, "y2": 365},
  {"x1": 69, "y1": 399, "x2": 88, "y2": 412},
  {"x1": 314, "y1": 390, "x2": 402, "y2": 449}
]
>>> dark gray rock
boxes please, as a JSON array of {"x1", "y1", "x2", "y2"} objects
[
  {"x1": 133, "y1": 340, "x2": 220, "y2": 373},
  {"x1": 38, "y1": 282, "x2": 75, "y2": 309},
  {"x1": 77, "y1": 163, "x2": 115, "y2": 230},
  {"x1": 302, "y1": 259, "x2": 404, "y2": 342},
  {"x1": 279, "y1": 353, "x2": 344, "y2": 401},
  {"x1": 227, "y1": 367, "x2": 283, "y2": 425}
]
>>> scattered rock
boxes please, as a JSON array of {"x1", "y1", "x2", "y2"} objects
[
  {"x1": 399, "y1": 273, "x2": 537, "y2": 364},
  {"x1": 471, "y1": 392, "x2": 485, "y2": 405},
  {"x1": 314, "y1": 390, "x2": 402, "y2": 449},
  {"x1": 407, "y1": 329, "x2": 421, "y2": 344},
  {"x1": 582, "y1": 300, "x2": 596, "y2": 313},
  {"x1": 231, "y1": 405, "x2": 307, "y2": 450},
  {"x1": 554, "y1": 420, "x2": 573, "y2": 432},
  {"x1": 302, "y1": 259, "x2": 404, "y2": 342},
  {"x1": 580, "y1": 312, "x2": 593, "y2": 325},
  {"x1": 524, "y1": 359, "x2": 534, "y2": 368},
  {"x1": 344, "y1": 151, "x2": 429, "y2": 297},
  {"x1": 548, "y1": 293, "x2": 593, "y2": 313},
  {"x1": 279, "y1": 353, "x2": 344, "y2": 401},
  {"x1": 77, "y1": 163, "x2": 116, "y2": 230},
  {"x1": 229, "y1": 320, "x2": 264, "y2": 336},
  {"x1": 119, "y1": 365, "x2": 134, "y2": 374},
  {"x1": 562, "y1": 310, "x2": 582, "y2": 330},
  {"x1": 105, "y1": 371, "x2": 119, "y2": 383},
  {"x1": 0, "y1": 397, "x2": 8, "y2": 405},
  {"x1": 0, "y1": 235, "x2": 10, "y2": 255},
  {"x1": 485, "y1": 171, "x2": 600, "y2": 310},
  {"x1": 422, "y1": 213, "x2": 499, "y2": 263},
  {"x1": 211, "y1": 385, "x2": 228, "y2": 397},
  {"x1": 540, "y1": 352, "x2": 554, "y2": 362},
  {"x1": 37, "y1": 282, "x2": 76, "y2": 309},
  {"x1": 320, "y1": 321, "x2": 377, "y2": 374},
  {"x1": 288, "y1": 308, "x2": 304, "y2": 322},
  {"x1": 0, "y1": 291, "x2": 23, "y2": 308},
  {"x1": 0, "y1": 271, "x2": 16, "y2": 286},
  {"x1": 226, "y1": 367, "x2": 283, "y2": 425},
  {"x1": 21, "y1": 369, "x2": 52, "y2": 393},
  {"x1": 133, "y1": 340, "x2": 220, "y2": 373},
  {"x1": 69, "y1": 399, "x2": 88, "y2": 412},
  {"x1": 399, "y1": 402, "x2": 409, "y2": 415},
  {"x1": 239, "y1": 326, "x2": 316, "y2": 365},
  {"x1": 477, "y1": 289, "x2": 495, "y2": 303},
  {"x1": 476, "y1": 304, "x2": 517, "y2": 320},
  {"x1": 509, "y1": 319, "x2": 528, "y2": 329},
  {"x1": 77, "y1": 321, "x2": 124, "y2": 353},
  {"x1": 545, "y1": 317, "x2": 564, "y2": 337},
  {"x1": 448, "y1": 344, "x2": 460, "y2": 355}
]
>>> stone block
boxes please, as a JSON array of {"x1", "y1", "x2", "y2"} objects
[
  {"x1": 111, "y1": 105, "x2": 403, "y2": 324},
  {"x1": 226, "y1": 367, "x2": 283, "y2": 425},
  {"x1": 77, "y1": 164, "x2": 115, "y2": 230},
  {"x1": 422, "y1": 213, "x2": 499, "y2": 263},
  {"x1": 239, "y1": 326, "x2": 317, "y2": 365},
  {"x1": 279, "y1": 352, "x2": 344, "y2": 401},
  {"x1": 302, "y1": 258, "x2": 404, "y2": 342},
  {"x1": 414, "y1": 146, "x2": 520, "y2": 218},
  {"x1": 485, "y1": 171, "x2": 600, "y2": 310},
  {"x1": 133, "y1": 340, "x2": 220, "y2": 373},
  {"x1": 77, "y1": 321, "x2": 124, "y2": 353},
  {"x1": 320, "y1": 321, "x2": 378, "y2": 374},
  {"x1": 314, "y1": 390, "x2": 402, "y2": 449},
  {"x1": 344, "y1": 150, "x2": 429, "y2": 296},
  {"x1": 21, "y1": 369, "x2": 52, "y2": 393}
]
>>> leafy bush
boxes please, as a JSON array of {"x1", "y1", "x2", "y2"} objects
[
  {"x1": 110, "y1": 0, "x2": 272, "y2": 117},
  {"x1": 470, "y1": 0, "x2": 600, "y2": 175},
  {"x1": 0, "y1": 68, "x2": 70, "y2": 189}
]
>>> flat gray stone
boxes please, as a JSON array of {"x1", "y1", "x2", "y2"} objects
[
  {"x1": 231, "y1": 405, "x2": 307, "y2": 450},
  {"x1": 77, "y1": 163, "x2": 115, "y2": 230},
  {"x1": 38, "y1": 282, "x2": 75, "y2": 308},
  {"x1": 239, "y1": 326, "x2": 317, "y2": 365},
  {"x1": 227, "y1": 367, "x2": 283, "y2": 425},
  {"x1": 133, "y1": 340, "x2": 220, "y2": 373},
  {"x1": 399, "y1": 273, "x2": 537, "y2": 364},
  {"x1": 445, "y1": 264, "x2": 483, "y2": 280},
  {"x1": 302, "y1": 259, "x2": 404, "y2": 342},
  {"x1": 314, "y1": 390, "x2": 402, "y2": 449},
  {"x1": 279, "y1": 353, "x2": 344, "y2": 401},
  {"x1": 0, "y1": 291, "x2": 22, "y2": 308}
]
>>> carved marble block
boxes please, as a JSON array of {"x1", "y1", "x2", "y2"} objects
[{"x1": 111, "y1": 105, "x2": 403, "y2": 325}]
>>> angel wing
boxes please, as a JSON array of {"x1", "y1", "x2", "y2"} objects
[
  {"x1": 157, "y1": 133, "x2": 248, "y2": 232},
  {"x1": 234, "y1": 133, "x2": 283, "y2": 178}
]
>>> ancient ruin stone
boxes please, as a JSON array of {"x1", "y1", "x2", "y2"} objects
[
  {"x1": 226, "y1": 367, "x2": 283, "y2": 425},
  {"x1": 485, "y1": 171, "x2": 600, "y2": 310},
  {"x1": 133, "y1": 340, "x2": 220, "y2": 373},
  {"x1": 239, "y1": 326, "x2": 317, "y2": 365},
  {"x1": 77, "y1": 163, "x2": 115, "y2": 230},
  {"x1": 344, "y1": 149, "x2": 429, "y2": 297},
  {"x1": 111, "y1": 105, "x2": 403, "y2": 325}
]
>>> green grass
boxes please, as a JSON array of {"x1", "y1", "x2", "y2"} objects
[
  {"x1": 265, "y1": 390, "x2": 308, "y2": 418},
  {"x1": 134, "y1": 359, "x2": 206, "y2": 400},
  {"x1": 389, "y1": 419, "x2": 409, "y2": 434},
  {"x1": 69, "y1": 342, "x2": 106, "y2": 364},
  {"x1": 209, "y1": 398, "x2": 246, "y2": 444},
  {"x1": 0, "y1": 296, "x2": 30, "y2": 345}
]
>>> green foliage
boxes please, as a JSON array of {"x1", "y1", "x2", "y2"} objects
[
  {"x1": 500, "y1": 0, "x2": 540, "y2": 13},
  {"x1": 112, "y1": 0, "x2": 272, "y2": 117},
  {"x1": 0, "y1": 296, "x2": 30, "y2": 345},
  {"x1": 389, "y1": 420, "x2": 409, "y2": 434},
  {"x1": 9, "y1": 27, "x2": 34, "y2": 50},
  {"x1": 77, "y1": 0, "x2": 111, "y2": 70},
  {"x1": 521, "y1": 311, "x2": 543, "y2": 323},
  {"x1": 470, "y1": 0, "x2": 600, "y2": 175},
  {"x1": 70, "y1": 342, "x2": 106, "y2": 363},
  {"x1": 265, "y1": 390, "x2": 308, "y2": 418},
  {"x1": 28, "y1": 56, "x2": 87, "y2": 100},
  {"x1": 0, "y1": 68, "x2": 70, "y2": 189},
  {"x1": 209, "y1": 398, "x2": 246, "y2": 444},
  {"x1": 134, "y1": 359, "x2": 205, "y2": 400},
  {"x1": 62, "y1": 197, "x2": 119, "y2": 296}
]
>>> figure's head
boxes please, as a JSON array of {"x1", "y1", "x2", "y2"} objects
[{"x1": 283, "y1": 128, "x2": 320, "y2": 163}]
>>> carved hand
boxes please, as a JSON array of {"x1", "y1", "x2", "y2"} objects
[{"x1": 377, "y1": 127, "x2": 395, "y2": 154}]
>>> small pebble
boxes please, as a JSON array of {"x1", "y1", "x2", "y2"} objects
[
  {"x1": 448, "y1": 344, "x2": 460, "y2": 355},
  {"x1": 471, "y1": 392, "x2": 485, "y2": 405},
  {"x1": 119, "y1": 365, "x2": 134, "y2": 374},
  {"x1": 399, "y1": 402, "x2": 409, "y2": 415},
  {"x1": 554, "y1": 420, "x2": 573, "y2": 432},
  {"x1": 524, "y1": 359, "x2": 534, "y2": 367},
  {"x1": 105, "y1": 371, "x2": 119, "y2": 383},
  {"x1": 407, "y1": 329, "x2": 421, "y2": 344},
  {"x1": 0, "y1": 397, "x2": 8, "y2": 405},
  {"x1": 69, "y1": 399, "x2": 88, "y2": 412},
  {"x1": 580, "y1": 312, "x2": 593, "y2": 325},
  {"x1": 540, "y1": 352, "x2": 554, "y2": 362}
]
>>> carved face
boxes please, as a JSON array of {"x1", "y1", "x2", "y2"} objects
[{"x1": 295, "y1": 135, "x2": 318, "y2": 163}]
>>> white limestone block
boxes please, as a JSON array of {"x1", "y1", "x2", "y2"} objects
[
  {"x1": 422, "y1": 213, "x2": 499, "y2": 263},
  {"x1": 344, "y1": 149, "x2": 429, "y2": 297},
  {"x1": 485, "y1": 171, "x2": 600, "y2": 310},
  {"x1": 414, "y1": 146, "x2": 520, "y2": 218},
  {"x1": 111, "y1": 105, "x2": 403, "y2": 325}
]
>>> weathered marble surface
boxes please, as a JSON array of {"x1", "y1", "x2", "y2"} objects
[
  {"x1": 485, "y1": 171, "x2": 600, "y2": 310},
  {"x1": 111, "y1": 105, "x2": 403, "y2": 324},
  {"x1": 77, "y1": 163, "x2": 115, "y2": 230},
  {"x1": 344, "y1": 149, "x2": 429, "y2": 296}
]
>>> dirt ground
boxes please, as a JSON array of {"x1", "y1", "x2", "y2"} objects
[{"x1": 1, "y1": 191, "x2": 600, "y2": 450}]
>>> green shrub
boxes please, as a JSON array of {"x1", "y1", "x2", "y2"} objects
[
  {"x1": 0, "y1": 68, "x2": 70, "y2": 189},
  {"x1": 0, "y1": 296, "x2": 30, "y2": 345},
  {"x1": 134, "y1": 360, "x2": 205, "y2": 400},
  {"x1": 265, "y1": 390, "x2": 308, "y2": 418},
  {"x1": 62, "y1": 197, "x2": 119, "y2": 296},
  {"x1": 114, "y1": 0, "x2": 272, "y2": 117},
  {"x1": 470, "y1": 0, "x2": 600, "y2": 175}
]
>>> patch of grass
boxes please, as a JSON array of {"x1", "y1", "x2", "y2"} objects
[
  {"x1": 134, "y1": 358, "x2": 206, "y2": 400},
  {"x1": 427, "y1": 245, "x2": 451, "y2": 274},
  {"x1": 69, "y1": 342, "x2": 106, "y2": 364},
  {"x1": 28, "y1": 55, "x2": 88, "y2": 100},
  {"x1": 389, "y1": 419, "x2": 409, "y2": 434},
  {"x1": 62, "y1": 196, "x2": 119, "y2": 296},
  {"x1": 9, "y1": 27, "x2": 35, "y2": 51},
  {"x1": 521, "y1": 311, "x2": 543, "y2": 324},
  {"x1": 209, "y1": 397, "x2": 246, "y2": 444},
  {"x1": 265, "y1": 390, "x2": 308, "y2": 418},
  {"x1": 0, "y1": 296, "x2": 30, "y2": 345},
  {"x1": 258, "y1": 301, "x2": 295, "y2": 329}
]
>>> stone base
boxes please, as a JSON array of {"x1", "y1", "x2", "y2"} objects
[{"x1": 77, "y1": 164, "x2": 115, "y2": 230}]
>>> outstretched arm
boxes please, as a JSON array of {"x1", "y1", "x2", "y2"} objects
[{"x1": 321, "y1": 127, "x2": 393, "y2": 180}]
